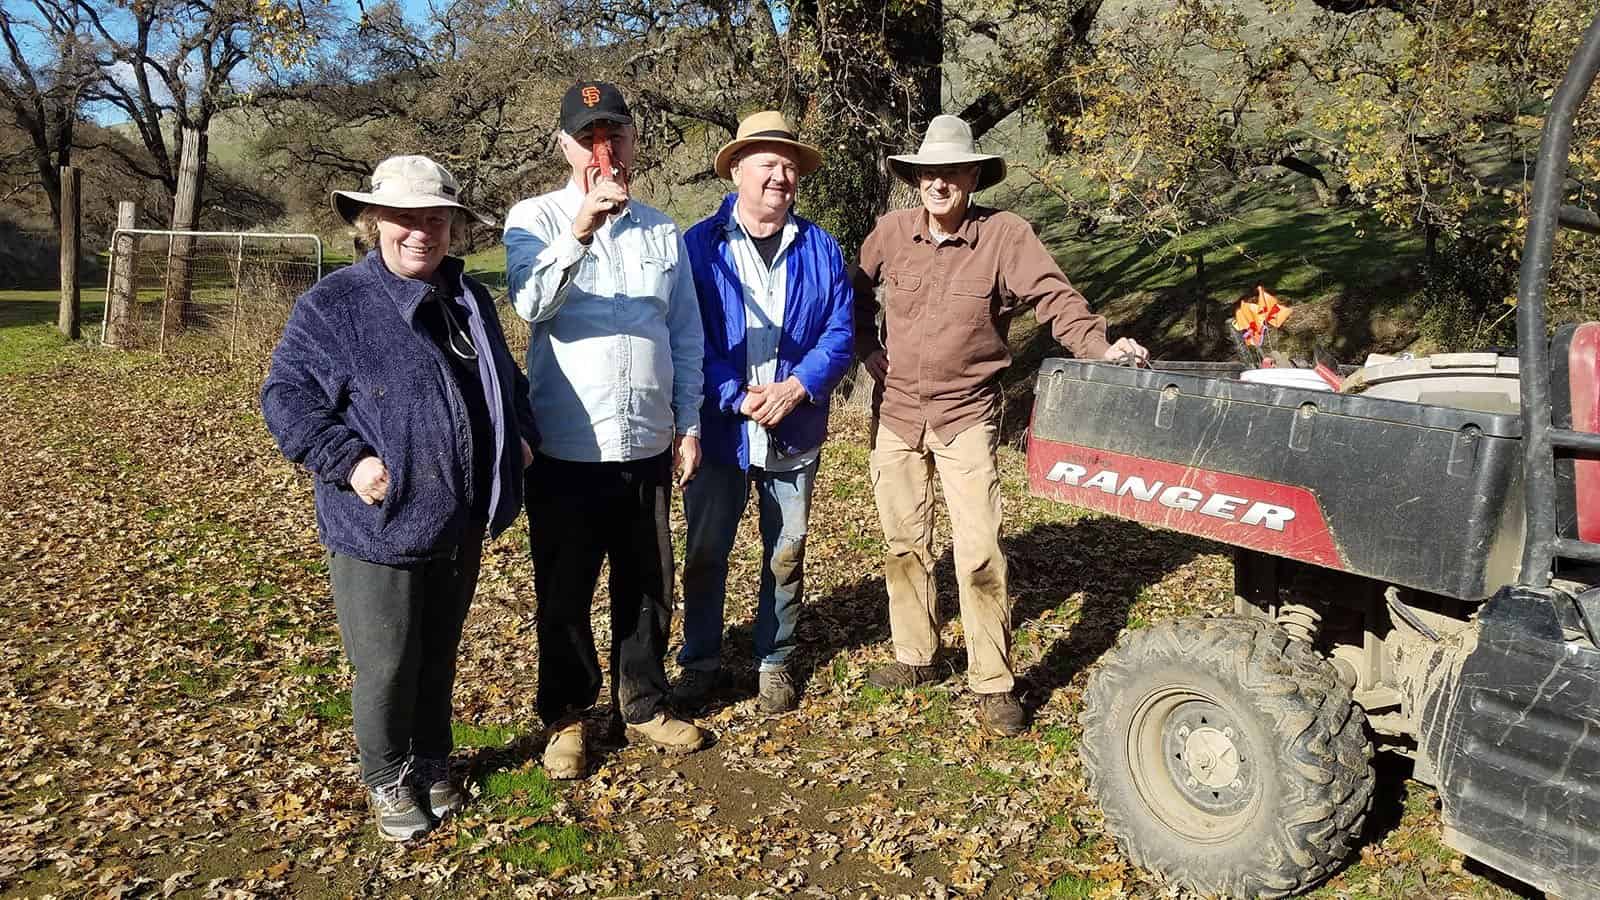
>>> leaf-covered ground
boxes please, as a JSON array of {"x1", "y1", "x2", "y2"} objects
[{"x1": 0, "y1": 309, "x2": 1534, "y2": 898}]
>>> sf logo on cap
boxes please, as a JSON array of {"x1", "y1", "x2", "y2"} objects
[{"x1": 581, "y1": 86, "x2": 601, "y2": 107}]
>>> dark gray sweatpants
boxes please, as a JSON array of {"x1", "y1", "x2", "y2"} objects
[{"x1": 328, "y1": 529, "x2": 483, "y2": 788}]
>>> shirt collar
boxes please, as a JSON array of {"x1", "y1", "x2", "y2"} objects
[
  {"x1": 914, "y1": 205, "x2": 982, "y2": 246},
  {"x1": 725, "y1": 201, "x2": 795, "y2": 243},
  {"x1": 364, "y1": 250, "x2": 467, "y2": 323}
]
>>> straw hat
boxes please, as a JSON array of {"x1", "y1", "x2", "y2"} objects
[
  {"x1": 713, "y1": 111, "x2": 823, "y2": 180},
  {"x1": 331, "y1": 155, "x2": 494, "y2": 226},
  {"x1": 887, "y1": 115, "x2": 1007, "y2": 191}
]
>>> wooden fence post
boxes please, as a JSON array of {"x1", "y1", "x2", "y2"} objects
[
  {"x1": 162, "y1": 125, "x2": 203, "y2": 341},
  {"x1": 57, "y1": 166, "x2": 80, "y2": 340},
  {"x1": 105, "y1": 201, "x2": 138, "y2": 348}
]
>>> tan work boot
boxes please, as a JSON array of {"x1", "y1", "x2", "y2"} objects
[
  {"x1": 625, "y1": 712, "x2": 706, "y2": 753},
  {"x1": 543, "y1": 718, "x2": 586, "y2": 780}
]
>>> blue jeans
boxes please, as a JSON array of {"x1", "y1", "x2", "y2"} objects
[{"x1": 679, "y1": 457, "x2": 819, "y2": 672}]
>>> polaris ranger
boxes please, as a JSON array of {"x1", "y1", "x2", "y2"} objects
[{"x1": 1024, "y1": 12, "x2": 1600, "y2": 898}]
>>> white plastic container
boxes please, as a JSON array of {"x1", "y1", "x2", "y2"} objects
[{"x1": 1239, "y1": 368, "x2": 1335, "y2": 391}]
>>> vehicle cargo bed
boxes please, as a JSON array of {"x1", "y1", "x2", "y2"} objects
[{"x1": 1026, "y1": 359, "x2": 1525, "y2": 600}]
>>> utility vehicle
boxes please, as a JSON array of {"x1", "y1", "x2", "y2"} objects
[{"x1": 1025, "y1": 12, "x2": 1600, "y2": 897}]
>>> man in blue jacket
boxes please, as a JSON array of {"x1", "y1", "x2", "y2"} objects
[{"x1": 675, "y1": 111, "x2": 855, "y2": 713}]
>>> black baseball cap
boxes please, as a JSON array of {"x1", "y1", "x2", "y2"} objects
[{"x1": 560, "y1": 81, "x2": 633, "y2": 135}]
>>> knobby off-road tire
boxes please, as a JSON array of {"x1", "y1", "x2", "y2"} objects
[{"x1": 1079, "y1": 616, "x2": 1374, "y2": 898}]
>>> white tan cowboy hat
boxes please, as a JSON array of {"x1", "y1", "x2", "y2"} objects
[
  {"x1": 713, "y1": 111, "x2": 823, "y2": 180},
  {"x1": 887, "y1": 115, "x2": 1007, "y2": 191},
  {"x1": 330, "y1": 155, "x2": 495, "y2": 227}
]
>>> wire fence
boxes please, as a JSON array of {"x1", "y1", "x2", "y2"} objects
[{"x1": 99, "y1": 230, "x2": 322, "y2": 365}]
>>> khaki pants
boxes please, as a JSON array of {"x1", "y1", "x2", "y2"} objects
[{"x1": 869, "y1": 419, "x2": 1012, "y2": 693}]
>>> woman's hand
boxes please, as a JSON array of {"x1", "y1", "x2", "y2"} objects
[
  {"x1": 350, "y1": 456, "x2": 390, "y2": 505},
  {"x1": 521, "y1": 437, "x2": 534, "y2": 470}
]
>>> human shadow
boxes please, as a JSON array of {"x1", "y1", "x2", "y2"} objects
[
  {"x1": 702, "y1": 514, "x2": 1212, "y2": 715},
  {"x1": 1006, "y1": 518, "x2": 1210, "y2": 712}
]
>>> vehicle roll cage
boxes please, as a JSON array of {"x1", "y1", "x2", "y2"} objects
[{"x1": 1517, "y1": 8, "x2": 1600, "y2": 587}]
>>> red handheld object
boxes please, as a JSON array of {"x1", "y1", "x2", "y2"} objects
[{"x1": 583, "y1": 123, "x2": 628, "y2": 193}]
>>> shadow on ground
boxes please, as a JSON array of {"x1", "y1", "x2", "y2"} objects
[{"x1": 696, "y1": 516, "x2": 1208, "y2": 716}]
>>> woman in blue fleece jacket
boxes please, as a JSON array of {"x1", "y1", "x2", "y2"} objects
[{"x1": 261, "y1": 156, "x2": 536, "y2": 842}]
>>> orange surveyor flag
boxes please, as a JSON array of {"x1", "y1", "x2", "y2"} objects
[{"x1": 1233, "y1": 285, "x2": 1292, "y2": 347}]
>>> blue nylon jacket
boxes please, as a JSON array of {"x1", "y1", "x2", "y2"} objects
[
  {"x1": 684, "y1": 195, "x2": 855, "y2": 469},
  {"x1": 261, "y1": 251, "x2": 537, "y2": 564}
]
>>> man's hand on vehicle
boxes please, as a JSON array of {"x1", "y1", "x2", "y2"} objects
[{"x1": 1101, "y1": 337, "x2": 1149, "y2": 364}]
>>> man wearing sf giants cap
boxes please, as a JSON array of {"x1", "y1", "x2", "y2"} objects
[{"x1": 503, "y1": 82, "x2": 708, "y2": 779}]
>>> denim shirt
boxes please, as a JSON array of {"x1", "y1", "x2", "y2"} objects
[{"x1": 504, "y1": 182, "x2": 704, "y2": 462}]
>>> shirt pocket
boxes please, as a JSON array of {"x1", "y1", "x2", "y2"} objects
[
  {"x1": 951, "y1": 277, "x2": 995, "y2": 325},
  {"x1": 632, "y1": 254, "x2": 675, "y2": 302},
  {"x1": 885, "y1": 269, "x2": 923, "y2": 298}
]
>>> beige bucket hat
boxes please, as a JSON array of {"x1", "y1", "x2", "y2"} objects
[
  {"x1": 714, "y1": 111, "x2": 823, "y2": 179},
  {"x1": 330, "y1": 155, "x2": 495, "y2": 227},
  {"x1": 887, "y1": 115, "x2": 1007, "y2": 191}
]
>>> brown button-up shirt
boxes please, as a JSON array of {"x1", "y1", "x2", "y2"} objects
[{"x1": 853, "y1": 205, "x2": 1110, "y2": 445}]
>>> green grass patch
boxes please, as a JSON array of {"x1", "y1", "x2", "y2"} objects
[
  {"x1": 480, "y1": 766, "x2": 558, "y2": 818},
  {"x1": 147, "y1": 664, "x2": 229, "y2": 702},
  {"x1": 1046, "y1": 874, "x2": 1097, "y2": 899},
  {"x1": 0, "y1": 293, "x2": 105, "y2": 375},
  {"x1": 977, "y1": 765, "x2": 1021, "y2": 791},
  {"x1": 309, "y1": 695, "x2": 352, "y2": 725},
  {"x1": 910, "y1": 686, "x2": 952, "y2": 726},
  {"x1": 452, "y1": 720, "x2": 519, "y2": 749},
  {"x1": 490, "y1": 823, "x2": 614, "y2": 874},
  {"x1": 1041, "y1": 725, "x2": 1076, "y2": 755},
  {"x1": 828, "y1": 656, "x2": 850, "y2": 688},
  {"x1": 288, "y1": 659, "x2": 338, "y2": 678},
  {"x1": 852, "y1": 683, "x2": 893, "y2": 711}
]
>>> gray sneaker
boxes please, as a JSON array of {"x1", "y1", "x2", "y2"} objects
[
  {"x1": 413, "y1": 755, "x2": 466, "y2": 820},
  {"x1": 672, "y1": 667, "x2": 721, "y2": 708},
  {"x1": 758, "y1": 668, "x2": 799, "y2": 713},
  {"x1": 368, "y1": 762, "x2": 434, "y2": 842}
]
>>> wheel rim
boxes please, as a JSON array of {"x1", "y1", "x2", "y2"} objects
[{"x1": 1127, "y1": 686, "x2": 1260, "y2": 842}]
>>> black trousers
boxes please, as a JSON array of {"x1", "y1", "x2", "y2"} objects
[
  {"x1": 527, "y1": 451, "x2": 675, "y2": 726},
  {"x1": 328, "y1": 527, "x2": 483, "y2": 787}
]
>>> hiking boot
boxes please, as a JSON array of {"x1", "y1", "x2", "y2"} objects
[
  {"x1": 413, "y1": 755, "x2": 466, "y2": 820},
  {"x1": 671, "y1": 667, "x2": 721, "y2": 708},
  {"x1": 543, "y1": 718, "x2": 586, "y2": 780},
  {"x1": 626, "y1": 712, "x2": 706, "y2": 753},
  {"x1": 368, "y1": 763, "x2": 434, "y2": 842},
  {"x1": 758, "y1": 668, "x2": 799, "y2": 713},
  {"x1": 867, "y1": 661, "x2": 940, "y2": 690},
  {"x1": 976, "y1": 691, "x2": 1027, "y2": 736}
]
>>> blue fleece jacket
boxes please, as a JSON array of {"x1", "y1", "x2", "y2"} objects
[
  {"x1": 684, "y1": 195, "x2": 855, "y2": 468},
  {"x1": 261, "y1": 251, "x2": 536, "y2": 564}
]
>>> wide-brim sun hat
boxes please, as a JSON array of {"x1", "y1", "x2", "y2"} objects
[
  {"x1": 714, "y1": 110, "x2": 823, "y2": 180},
  {"x1": 330, "y1": 154, "x2": 495, "y2": 227},
  {"x1": 887, "y1": 114, "x2": 1007, "y2": 192}
]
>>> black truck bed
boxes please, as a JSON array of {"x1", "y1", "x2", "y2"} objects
[{"x1": 1026, "y1": 359, "x2": 1525, "y2": 601}]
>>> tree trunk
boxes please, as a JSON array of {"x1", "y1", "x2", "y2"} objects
[
  {"x1": 56, "y1": 166, "x2": 80, "y2": 340},
  {"x1": 162, "y1": 125, "x2": 206, "y2": 339},
  {"x1": 106, "y1": 201, "x2": 139, "y2": 349}
]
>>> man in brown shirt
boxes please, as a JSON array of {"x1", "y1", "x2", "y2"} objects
[{"x1": 853, "y1": 115, "x2": 1147, "y2": 735}]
